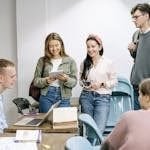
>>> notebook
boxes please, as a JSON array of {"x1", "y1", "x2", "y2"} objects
[
  {"x1": 49, "y1": 107, "x2": 78, "y2": 129},
  {"x1": 14, "y1": 101, "x2": 60, "y2": 127},
  {"x1": 15, "y1": 130, "x2": 42, "y2": 143}
]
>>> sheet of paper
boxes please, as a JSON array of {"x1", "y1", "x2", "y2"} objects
[
  {"x1": 0, "y1": 137, "x2": 37, "y2": 150},
  {"x1": 15, "y1": 130, "x2": 41, "y2": 143}
]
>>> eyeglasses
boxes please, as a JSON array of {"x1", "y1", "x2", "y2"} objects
[{"x1": 132, "y1": 14, "x2": 143, "y2": 20}]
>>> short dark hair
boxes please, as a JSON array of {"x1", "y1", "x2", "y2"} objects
[
  {"x1": 131, "y1": 3, "x2": 150, "y2": 17},
  {"x1": 0, "y1": 59, "x2": 15, "y2": 74}
]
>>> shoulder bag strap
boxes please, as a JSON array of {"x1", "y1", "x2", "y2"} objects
[{"x1": 41, "y1": 57, "x2": 46, "y2": 77}]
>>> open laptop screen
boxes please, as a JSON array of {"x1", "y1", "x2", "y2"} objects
[{"x1": 14, "y1": 100, "x2": 61, "y2": 126}]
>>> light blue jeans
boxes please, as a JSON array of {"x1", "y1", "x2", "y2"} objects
[
  {"x1": 39, "y1": 86, "x2": 70, "y2": 113},
  {"x1": 79, "y1": 90, "x2": 110, "y2": 134}
]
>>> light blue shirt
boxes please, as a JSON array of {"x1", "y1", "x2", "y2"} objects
[{"x1": 0, "y1": 95, "x2": 8, "y2": 133}]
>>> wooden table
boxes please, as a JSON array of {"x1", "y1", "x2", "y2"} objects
[
  {"x1": 4, "y1": 120, "x2": 78, "y2": 133},
  {"x1": 3, "y1": 112, "x2": 79, "y2": 150},
  {"x1": 4, "y1": 113, "x2": 78, "y2": 133},
  {"x1": 1, "y1": 132, "x2": 77, "y2": 150}
]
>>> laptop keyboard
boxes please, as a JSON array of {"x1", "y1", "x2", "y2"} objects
[{"x1": 27, "y1": 118, "x2": 42, "y2": 125}]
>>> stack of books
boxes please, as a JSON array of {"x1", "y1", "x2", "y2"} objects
[{"x1": 49, "y1": 107, "x2": 78, "y2": 129}]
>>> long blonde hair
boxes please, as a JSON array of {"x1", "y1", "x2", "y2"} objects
[{"x1": 44, "y1": 33, "x2": 68, "y2": 60}]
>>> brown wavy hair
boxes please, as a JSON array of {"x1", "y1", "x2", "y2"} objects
[
  {"x1": 44, "y1": 32, "x2": 68, "y2": 60},
  {"x1": 139, "y1": 78, "x2": 150, "y2": 96}
]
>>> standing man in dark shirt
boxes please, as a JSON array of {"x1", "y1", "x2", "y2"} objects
[{"x1": 128, "y1": 3, "x2": 150, "y2": 110}]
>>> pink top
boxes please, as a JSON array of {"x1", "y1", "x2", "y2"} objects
[
  {"x1": 104, "y1": 110, "x2": 150, "y2": 150},
  {"x1": 80, "y1": 56, "x2": 117, "y2": 94}
]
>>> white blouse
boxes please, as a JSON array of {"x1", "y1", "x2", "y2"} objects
[
  {"x1": 80, "y1": 56, "x2": 117, "y2": 95},
  {"x1": 50, "y1": 58, "x2": 62, "y2": 87}
]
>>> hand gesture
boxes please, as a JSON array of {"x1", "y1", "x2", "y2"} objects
[
  {"x1": 90, "y1": 82, "x2": 100, "y2": 90},
  {"x1": 56, "y1": 73, "x2": 68, "y2": 82},
  {"x1": 46, "y1": 76, "x2": 56, "y2": 84},
  {"x1": 128, "y1": 42, "x2": 137, "y2": 52}
]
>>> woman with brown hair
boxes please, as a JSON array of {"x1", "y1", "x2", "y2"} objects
[
  {"x1": 33, "y1": 33, "x2": 77, "y2": 112},
  {"x1": 79, "y1": 34, "x2": 117, "y2": 134}
]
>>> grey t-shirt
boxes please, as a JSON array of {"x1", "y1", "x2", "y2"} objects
[{"x1": 130, "y1": 31, "x2": 150, "y2": 86}]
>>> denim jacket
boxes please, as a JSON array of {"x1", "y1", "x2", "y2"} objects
[{"x1": 33, "y1": 56, "x2": 77, "y2": 99}]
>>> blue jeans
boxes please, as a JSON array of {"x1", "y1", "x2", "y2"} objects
[
  {"x1": 39, "y1": 86, "x2": 70, "y2": 113},
  {"x1": 133, "y1": 85, "x2": 141, "y2": 110},
  {"x1": 79, "y1": 90, "x2": 110, "y2": 134}
]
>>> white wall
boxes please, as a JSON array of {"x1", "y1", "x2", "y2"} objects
[
  {"x1": 0, "y1": 0, "x2": 18, "y2": 124},
  {"x1": 16, "y1": 0, "x2": 146, "y2": 100},
  {"x1": 0, "y1": 0, "x2": 149, "y2": 124}
]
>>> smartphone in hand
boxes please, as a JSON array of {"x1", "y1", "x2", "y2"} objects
[{"x1": 83, "y1": 80, "x2": 91, "y2": 86}]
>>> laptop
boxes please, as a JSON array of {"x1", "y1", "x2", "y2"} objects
[{"x1": 14, "y1": 101, "x2": 60, "y2": 127}]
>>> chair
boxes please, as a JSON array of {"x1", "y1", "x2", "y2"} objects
[
  {"x1": 105, "y1": 76, "x2": 134, "y2": 134},
  {"x1": 78, "y1": 113, "x2": 104, "y2": 148},
  {"x1": 12, "y1": 97, "x2": 37, "y2": 115},
  {"x1": 65, "y1": 136, "x2": 93, "y2": 150}
]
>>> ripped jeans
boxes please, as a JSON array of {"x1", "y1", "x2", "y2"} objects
[{"x1": 79, "y1": 90, "x2": 110, "y2": 134}]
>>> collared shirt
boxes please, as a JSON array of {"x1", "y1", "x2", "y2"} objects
[{"x1": 0, "y1": 95, "x2": 8, "y2": 133}]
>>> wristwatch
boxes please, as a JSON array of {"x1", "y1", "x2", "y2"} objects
[{"x1": 101, "y1": 83, "x2": 105, "y2": 87}]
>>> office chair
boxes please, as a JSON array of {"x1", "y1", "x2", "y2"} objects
[
  {"x1": 65, "y1": 136, "x2": 93, "y2": 150},
  {"x1": 12, "y1": 97, "x2": 36, "y2": 115},
  {"x1": 79, "y1": 113, "x2": 104, "y2": 148},
  {"x1": 105, "y1": 76, "x2": 134, "y2": 135}
]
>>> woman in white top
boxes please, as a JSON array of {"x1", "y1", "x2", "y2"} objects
[
  {"x1": 79, "y1": 34, "x2": 117, "y2": 134},
  {"x1": 33, "y1": 33, "x2": 77, "y2": 112}
]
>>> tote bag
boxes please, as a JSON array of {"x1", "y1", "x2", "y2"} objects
[{"x1": 29, "y1": 59, "x2": 45, "y2": 101}]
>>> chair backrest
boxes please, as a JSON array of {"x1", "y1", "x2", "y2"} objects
[
  {"x1": 12, "y1": 97, "x2": 31, "y2": 114},
  {"x1": 65, "y1": 136, "x2": 93, "y2": 150},
  {"x1": 79, "y1": 113, "x2": 104, "y2": 146},
  {"x1": 105, "y1": 76, "x2": 134, "y2": 134},
  {"x1": 112, "y1": 76, "x2": 133, "y2": 100}
]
